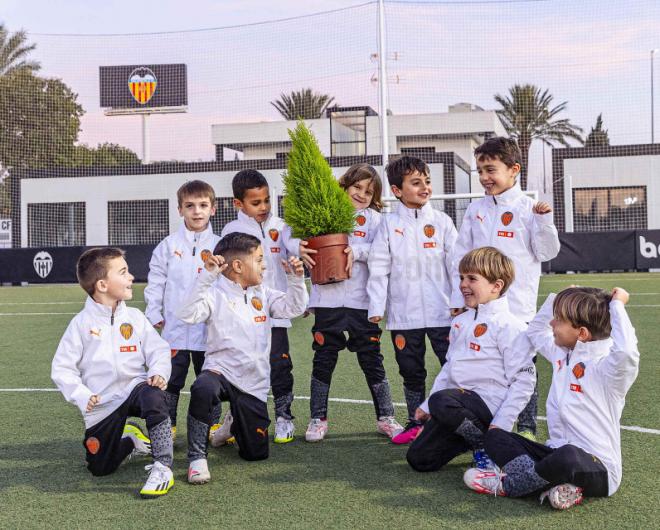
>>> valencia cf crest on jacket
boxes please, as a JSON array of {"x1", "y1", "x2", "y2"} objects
[
  {"x1": 269, "y1": 228, "x2": 279, "y2": 242},
  {"x1": 474, "y1": 323, "x2": 488, "y2": 337},
  {"x1": 200, "y1": 249, "x2": 212, "y2": 263},
  {"x1": 423, "y1": 224, "x2": 435, "y2": 238},
  {"x1": 501, "y1": 211, "x2": 514, "y2": 226},
  {"x1": 356, "y1": 214, "x2": 367, "y2": 226},
  {"x1": 251, "y1": 297, "x2": 263, "y2": 311},
  {"x1": 120, "y1": 323, "x2": 133, "y2": 340}
]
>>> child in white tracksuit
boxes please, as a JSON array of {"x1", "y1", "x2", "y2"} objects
[
  {"x1": 144, "y1": 180, "x2": 221, "y2": 435},
  {"x1": 451, "y1": 137, "x2": 560, "y2": 438},
  {"x1": 52, "y1": 248, "x2": 174, "y2": 498},
  {"x1": 305, "y1": 163, "x2": 402, "y2": 443},
  {"x1": 179, "y1": 233, "x2": 308, "y2": 484},
  {"x1": 406, "y1": 247, "x2": 536, "y2": 473},
  {"x1": 367, "y1": 156, "x2": 458, "y2": 444},
  {"x1": 465, "y1": 286, "x2": 639, "y2": 510}
]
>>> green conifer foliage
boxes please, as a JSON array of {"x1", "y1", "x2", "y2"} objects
[{"x1": 282, "y1": 121, "x2": 355, "y2": 239}]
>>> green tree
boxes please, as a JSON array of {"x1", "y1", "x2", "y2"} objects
[
  {"x1": 0, "y1": 70, "x2": 84, "y2": 169},
  {"x1": 494, "y1": 84, "x2": 583, "y2": 190},
  {"x1": 271, "y1": 88, "x2": 335, "y2": 120},
  {"x1": 73, "y1": 142, "x2": 141, "y2": 166},
  {"x1": 584, "y1": 113, "x2": 610, "y2": 148},
  {"x1": 0, "y1": 24, "x2": 40, "y2": 76},
  {"x1": 282, "y1": 121, "x2": 354, "y2": 238}
]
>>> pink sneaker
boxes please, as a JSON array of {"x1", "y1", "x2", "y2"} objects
[{"x1": 391, "y1": 422, "x2": 422, "y2": 445}]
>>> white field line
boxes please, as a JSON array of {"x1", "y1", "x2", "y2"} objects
[
  {"x1": 1, "y1": 388, "x2": 657, "y2": 436},
  {"x1": 0, "y1": 301, "x2": 147, "y2": 305}
]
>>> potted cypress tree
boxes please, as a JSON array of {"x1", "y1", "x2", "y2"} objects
[{"x1": 282, "y1": 121, "x2": 355, "y2": 284}]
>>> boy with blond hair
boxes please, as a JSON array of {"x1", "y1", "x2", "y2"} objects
[
  {"x1": 145, "y1": 180, "x2": 221, "y2": 439},
  {"x1": 406, "y1": 247, "x2": 536, "y2": 473},
  {"x1": 52, "y1": 247, "x2": 174, "y2": 498}
]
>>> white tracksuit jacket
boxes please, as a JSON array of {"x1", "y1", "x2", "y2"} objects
[
  {"x1": 144, "y1": 223, "x2": 220, "y2": 351},
  {"x1": 177, "y1": 269, "x2": 308, "y2": 402},
  {"x1": 221, "y1": 211, "x2": 301, "y2": 328},
  {"x1": 450, "y1": 184, "x2": 560, "y2": 322},
  {"x1": 309, "y1": 207, "x2": 381, "y2": 310},
  {"x1": 420, "y1": 295, "x2": 536, "y2": 431},
  {"x1": 527, "y1": 294, "x2": 640, "y2": 495},
  {"x1": 51, "y1": 297, "x2": 172, "y2": 429},
  {"x1": 367, "y1": 202, "x2": 458, "y2": 329}
]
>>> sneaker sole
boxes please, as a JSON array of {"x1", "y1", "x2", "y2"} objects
[
  {"x1": 274, "y1": 436, "x2": 294, "y2": 444},
  {"x1": 188, "y1": 477, "x2": 210, "y2": 485},
  {"x1": 140, "y1": 482, "x2": 174, "y2": 499}
]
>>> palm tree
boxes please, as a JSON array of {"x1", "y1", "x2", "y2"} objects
[
  {"x1": 271, "y1": 88, "x2": 335, "y2": 120},
  {"x1": 494, "y1": 84, "x2": 583, "y2": 190},
  {"x1": 584, "y1": 113, "x2": 610, "y2": 148},
  {"x1": 0, "y1": 24, "x2": 40, "y2": 77}
]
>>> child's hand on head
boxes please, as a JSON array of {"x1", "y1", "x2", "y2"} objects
[
  {"x1": 205, "y1": 254, "x2": 228, "y2": 274},
  {"x1": 344, "y1": 246, "x2": 354, "y2": 276},
  {"x1": 611, "y1": 287, "x2": 629, "y2": 305},
  {"x1": 86, "y1": 394, "x2": 100, "y2": 412},
  {"x1": 147, "y1": 375, "x2": 167, "y2": 390},
  {"x1": 298, "y1": 241, "x2": 318, "y2": 269},
  {"x1": 414, "y1": 407, "x2": 430, "y2": 422},
  {"x1": 282, "y1": 256, "x2": 305, "y2": 277},
  {"x1": 533, "y1": 201, "x2": 552, "y2": 215}
]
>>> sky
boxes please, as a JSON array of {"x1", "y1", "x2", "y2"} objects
[{"x1": 3, "y1": 0, "x2": 660, "y2": 193}]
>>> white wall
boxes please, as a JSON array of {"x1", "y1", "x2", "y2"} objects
[{"x1": 564, "y1": 154, "x2": 660, "y2": 229}]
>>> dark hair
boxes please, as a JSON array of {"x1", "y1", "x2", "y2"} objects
[
  {"x1": 385, "y1": 156, "x2": 429, "y2": 189},
  {"x1": 474, "y1": 137, "x2": 522, "y2": 169},
  {"x1": 214, "y1": 232, "x2": 261, "y2": 264},
  {"x1": 553, "y1": 287, "x2": 613, "y2": 340},
  {"x1": 338, "y1": 163, "x2": 383, "y2": 212},
  {"x1": 177, "y1": 180, "x2": 216, "y2": 207},
  {"x1": 232, "y1": 169, "x2": 269, "y2": 200},
  {"x1": 77, "y1": 247, "x2": 126, "y2": 296}
]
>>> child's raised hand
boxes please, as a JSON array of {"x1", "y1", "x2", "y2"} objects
[
  {"x1": 611, "y1": 287, "x2": 629, "y2": 305},
  {"x1": 533, "y1": 201, "x2": 552, "y2": 215},
  {"x1": 205, "y1": 254, "x2": 228, "y2": 274},
  {"x1": 282, "y1": 256, "x2": 305, "y2": 277},
  {"x1": 86, "y1": 394, "x2": 100, "y2": 412},
  {"x1": 344, "y1": 246, "x2": 354, "y2": 276},
  {"x1": 147, "y1": 375, "x2": 167, "y2": 390},
  {"x1": 298, "y1": 241, "x2": 318, "y2": 269},
  {"x1": 414, "y1": 407, "x2": 430, "y2": 422}
]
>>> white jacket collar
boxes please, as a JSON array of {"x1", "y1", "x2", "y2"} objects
[
  {"x1": 84, "y1": 296, "x2": 127, "y2": 320},
  {"x1": 475, "y1": 295, "x2": 509, "y2": 316},
  {"x1": 395, "y1": 201, "x2": 433, "y2": 220},
  {"x1": 238, "y1": 209, "x2": 271, "y2": 229},
  {"x1": 492, "y1": 183, "x2": 524, "y2": 206},
  {"x1": 177, "y1": 221, "x2": 213, "y2": 243},
  {"x1": 570, "y1": 337, "x2": 612, "y2": 361},
  {"x1": 218, "y1": 274, "x2": 254, "y2": 297}
]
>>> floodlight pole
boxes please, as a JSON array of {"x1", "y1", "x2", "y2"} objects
[
  {"x1": 377, "y1": 0, "x2": 391, "y2": 196},
  {"x1": 142, "y1": 113, "x2": 151, "y2": 164}
]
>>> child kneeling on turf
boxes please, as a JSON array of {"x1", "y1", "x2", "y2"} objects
[
  {"x1": 406, "y1": 247, "x2": 536, "y2": 473},
  {"x1": 51, "y1": 248, "x2": 174, "y2": 498},
  {"x1": 179, "y1": 232, "x2": 308, "y2": 484},
  {"x1": 464, "y1": 286, "x2": 639, "y2": 510}
]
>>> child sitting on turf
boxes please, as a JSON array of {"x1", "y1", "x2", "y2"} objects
[
  {"x1": 451, "y1": 137, "x2": 560, "y2": 441},
  {"x1": 464, "y1": 286, "x2": 639, "y2": 510},
  {"x1": 305, "y1": 163, "x2": 403, "y2": 442},
  {"x1": 144, "y1": 180, "x2": 221, "y2": 440},
  {"x1": 51, "y1": 247, "x2": 174, "y2": 498},
  {"x1": 216, "y1": 169, "x2": 313, "y2": 445},
  {"x1": 406, "y1": 247, "x2": 536, "y2": 473},
  {"x1": 367, "y1": 155, "x2": 458, "y2": 444},
  {"x1": 179, "y1": 232, "x2": 308, "y2": 484}
]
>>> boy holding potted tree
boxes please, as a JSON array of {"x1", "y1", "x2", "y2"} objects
[{"x1": 367, "y1": 155, "x2": 458, "y2": 444}]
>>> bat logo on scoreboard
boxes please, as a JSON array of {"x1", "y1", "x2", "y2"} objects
[
  {"x1": 128, "y1": 67, "x2": 158, "y2": 104},
  {"x1": 33, "y1": 251, "x2": 53, "y2": 279}
]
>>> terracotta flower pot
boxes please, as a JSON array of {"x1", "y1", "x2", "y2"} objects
[{"x1": 306, "y1": 233, "x2": 349, "y2": 285}]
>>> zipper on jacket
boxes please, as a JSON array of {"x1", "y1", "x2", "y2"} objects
[
  {"x1": 492, "y1": 195, "x2": 498, "y2": 205},
  {"x1": 192, "y1": 232, "x2": 199, "y2": 256},
  {"x1": 111, "y1": 312, "x2": 114, "y2": 326},
  {"x1": 244, "y1": 291, "x2": 248, "y2": 304},
  {"x1": 415, "y1": 210, "x2": 418, "y2": 219}
]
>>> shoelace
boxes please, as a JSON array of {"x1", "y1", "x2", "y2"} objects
[
  {"x1": 480, "y1": 468, "x2": 506, "y2": 497},
  {"x1": 144, "y1": 463, "x2": 167, "y2": 483}
]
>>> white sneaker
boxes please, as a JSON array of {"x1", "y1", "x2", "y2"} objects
[
  {"x1": 463, "y1": 467, "x2": 506, "y2": 497},
  {"x1": 122, "y1": 421, "x2": 151, "y2": 458},
  {"x1": 376, "y1": 416, "x2": 404, "y2": 439},
  {"x1": 540, "y1": 483, "x2": 584, "y2": 509},
  {"x1": 210, "y1": 412, "x2": 235, "y2": 447},
  {"x1": 274, "y1": 417, "x2": 295, "y2": 444},
  {"x1": 140, "y1": 461, "x2": 174, "y2": 498},
  {"x1": 187, "y1": 458, "x2": 211, "y2": 485},
  {"x1": 305, "y1": 418, "x2": 328, "y2": 442}
]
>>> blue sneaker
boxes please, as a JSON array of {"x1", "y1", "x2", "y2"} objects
[{"x1": 473, "y1": 449, "x2": 496, "y2": 470}]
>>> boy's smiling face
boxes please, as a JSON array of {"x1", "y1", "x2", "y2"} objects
[
  {"x1": 235, "y1": 186, "x2": 271, "y2": 224},
  {"x1": 459, "y1": 271, "x2": 503, "y2": 308},
  {"x1": 346, "y1": 178, "x2": 375, "y2": 210},
  {"x1": 97, "y1": 257, "x2": 134, "y2": 302},
  {"x1": 391, "y1": 170, "x2": 431, "y2": 209},
  {"x1": 476, "y1": 155, "x2": 520, "y2": 196},
  {"x1": 178, "y1": 194, "x2": 216, "y2": 232}
]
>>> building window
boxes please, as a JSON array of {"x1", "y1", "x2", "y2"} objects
[
  {"x1": 210, "y1": 197, "x2": 237, "y2": 235},
  {"x1": 573, "y1": 186, "x2": 647, "y2": 231},
  {"x1": 108, "y1": 199, "x2": 169, "y2": 245},
  {"x1": 28, "y1": 202, "x2": 86, "y2": 247},
  {"x1": 329, "y1": 108, "x2": 368, "y2": 157}
]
